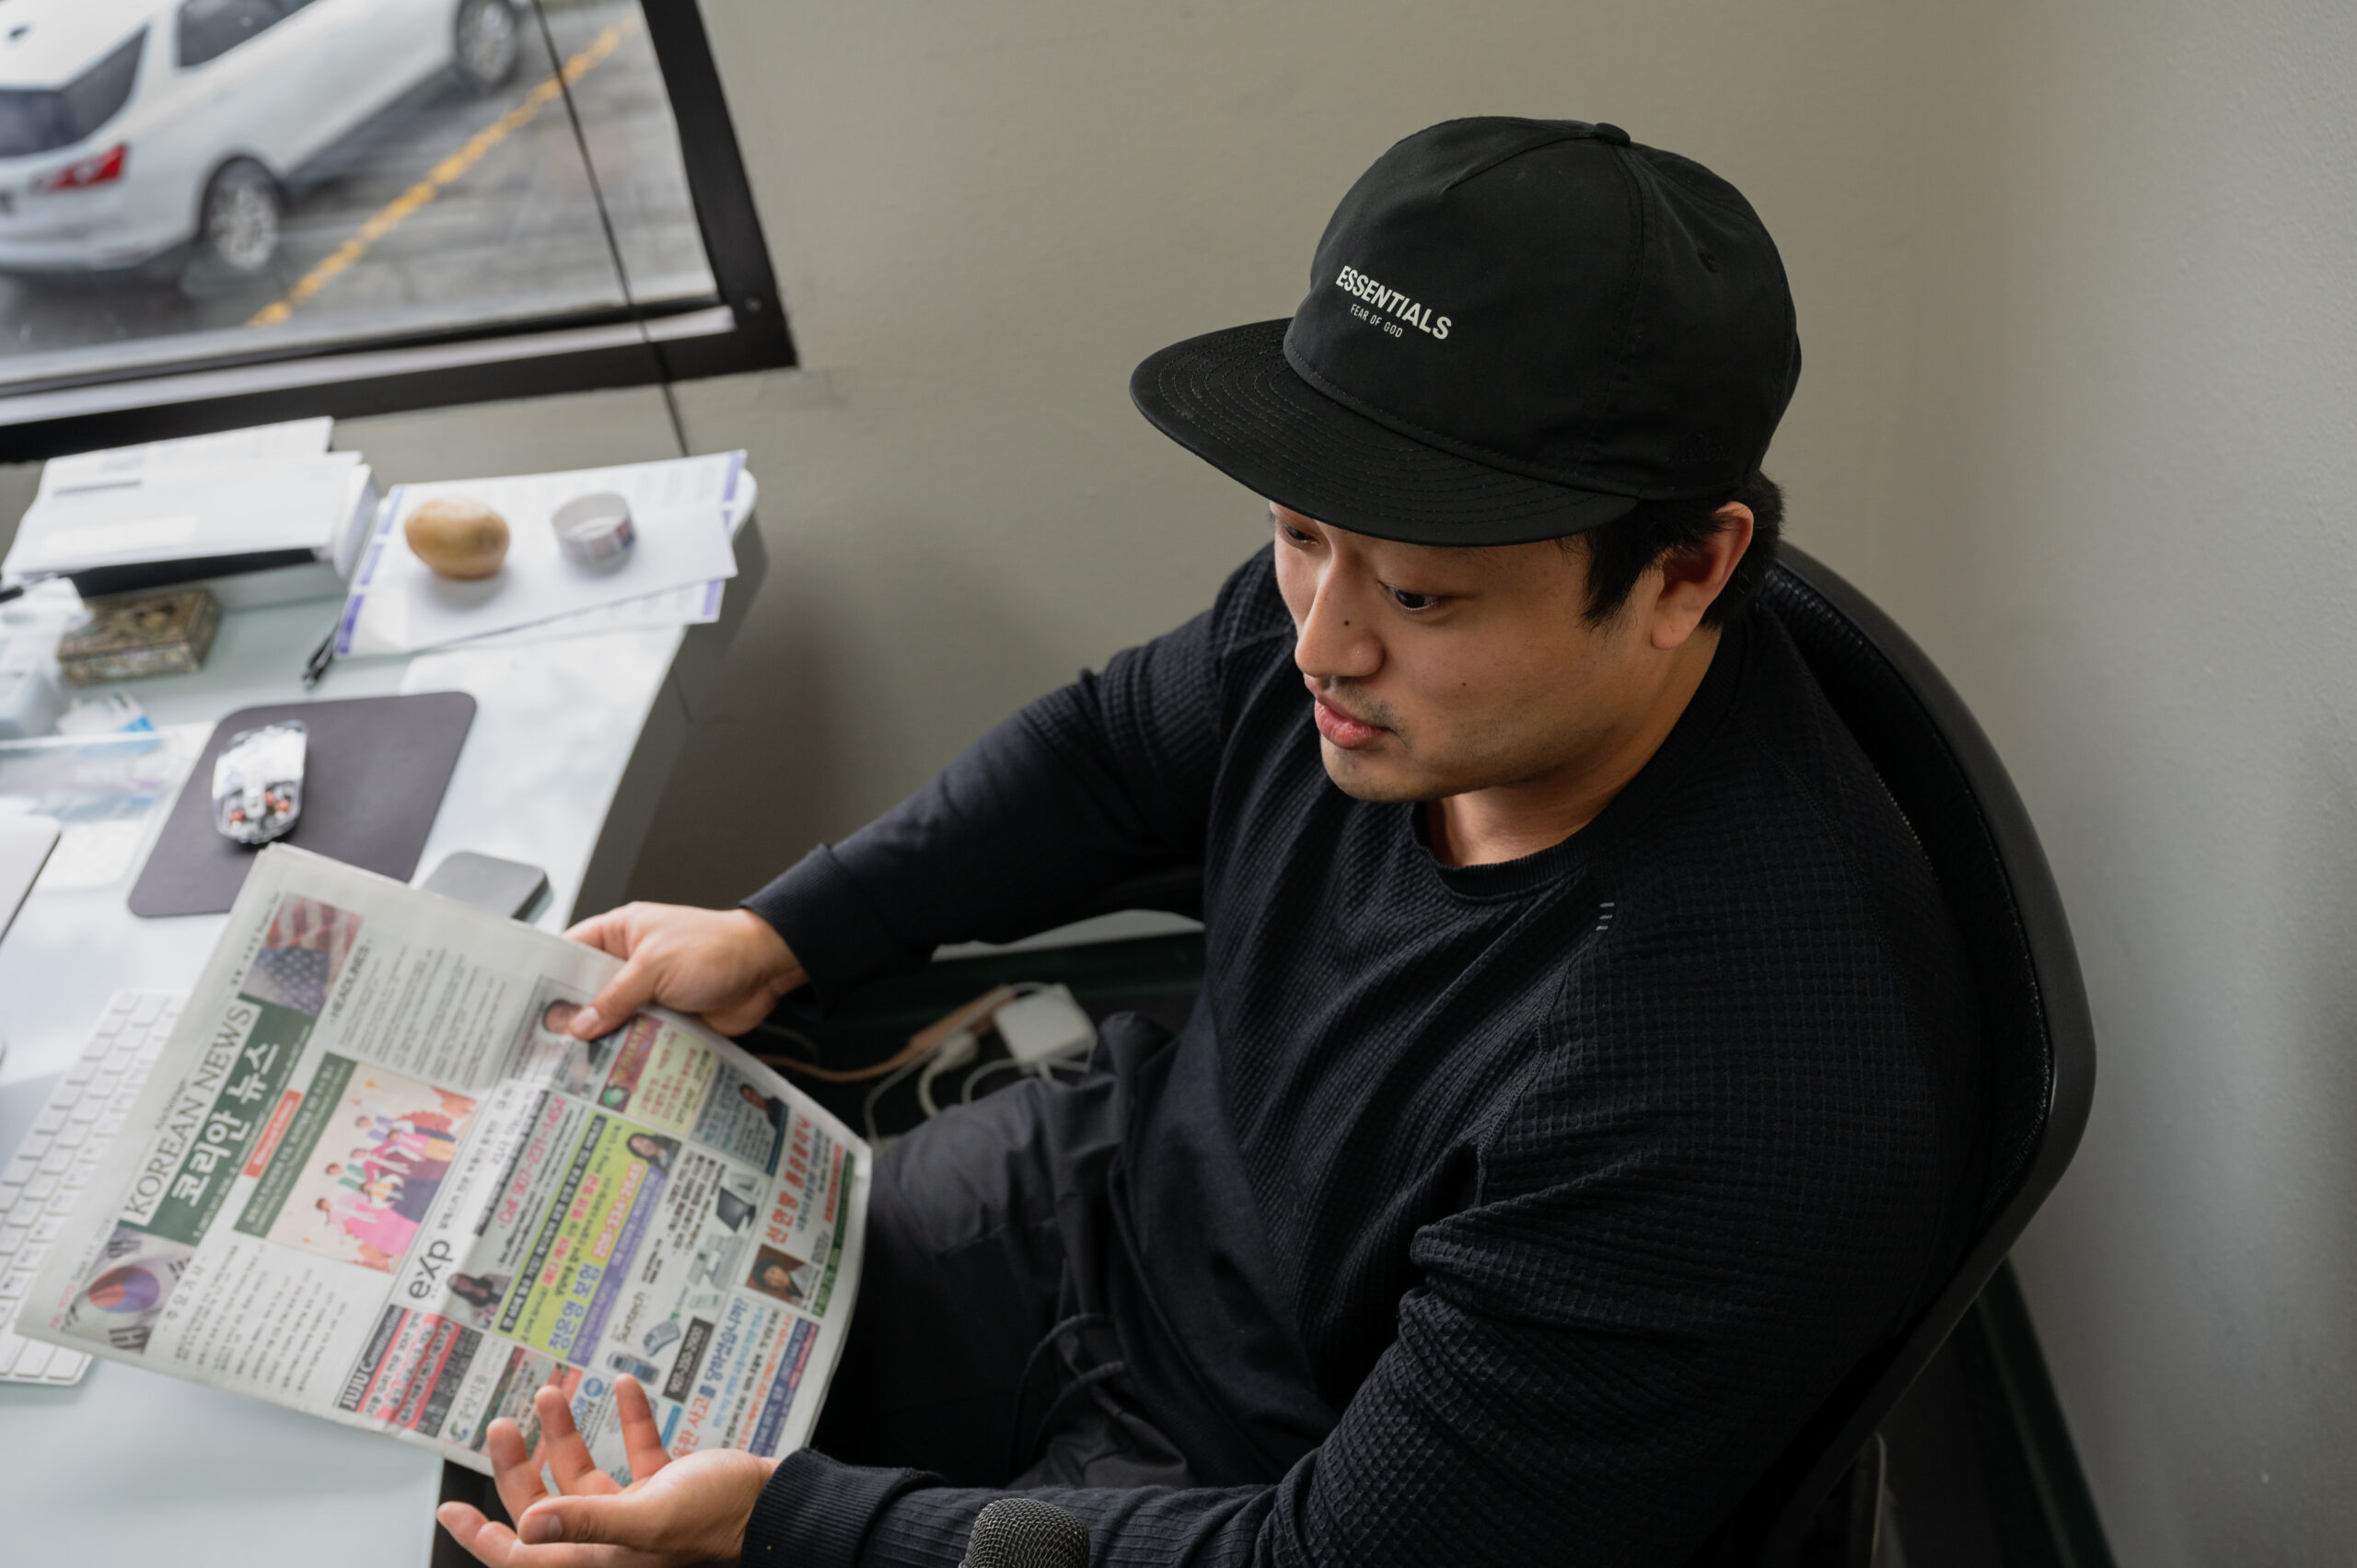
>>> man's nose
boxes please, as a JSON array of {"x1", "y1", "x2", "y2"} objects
[{"x1": 1294, "y1": 570, "x2": 1382, "y2": 683}]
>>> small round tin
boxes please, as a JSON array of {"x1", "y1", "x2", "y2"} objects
[{"x1": 551, "y1": 492, "x2": 636, "y2": 567}]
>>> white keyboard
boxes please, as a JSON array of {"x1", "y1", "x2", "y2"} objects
[{"x1": 0, "y1": 989, "x2": 182, "y2": 1385}]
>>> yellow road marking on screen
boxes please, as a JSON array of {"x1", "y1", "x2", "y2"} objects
[{"x1": 247, "y1": 15, "x2": 639, "y2": 329}]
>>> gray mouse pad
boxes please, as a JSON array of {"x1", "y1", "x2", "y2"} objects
[{"x1": 129, "y1": 691, "x2": 477, "y2": 918}]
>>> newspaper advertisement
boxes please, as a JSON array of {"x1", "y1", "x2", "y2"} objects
[{"x1": 17, "y1": 845, "x2": 869, "y2": 1479}]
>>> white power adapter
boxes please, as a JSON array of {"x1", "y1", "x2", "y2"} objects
[
  {"x1": 883, "y1": 982, "x2": 1101, "y2": 1137},
  {"x1": 993, "y1": 984, "x2": 1096, "y2": 1063}
]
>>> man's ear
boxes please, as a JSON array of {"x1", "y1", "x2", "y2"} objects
[{"x1": 1648, "y1": 503, "x2": 1754, "y2": 651}]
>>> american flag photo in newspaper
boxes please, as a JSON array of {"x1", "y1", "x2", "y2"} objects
[{"x1": 243, "y1": 894, "x2": 364, "y2": 1016}]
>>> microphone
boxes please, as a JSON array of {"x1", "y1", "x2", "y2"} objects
[{"x1": 958, "y1": 1497, "x2": 1091, "y2": 1568}]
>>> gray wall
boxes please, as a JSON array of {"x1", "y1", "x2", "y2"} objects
[
  {"x1": 1850, "y1": 4, "x2": 2357, "y2": 1561},
  {"x1": 18, "y1": 1, "x2": 2357, "y2": 1560},
  {"x1": 345, "y1": 0, "x2": 1927, "y2": 907}
]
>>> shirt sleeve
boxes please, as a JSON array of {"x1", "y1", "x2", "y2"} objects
[{"x1": 743, "y1": 549, "x2": 1287, "y2": 1005}]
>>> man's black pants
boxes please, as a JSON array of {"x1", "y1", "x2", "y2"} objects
[{"x1": 809, "y1": 1019, "x2": 1201, "y2": 1491}]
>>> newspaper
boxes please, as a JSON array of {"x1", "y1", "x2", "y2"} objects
[{"x1": 16, "y1": 845, "x2": 869, "y2": 1479}]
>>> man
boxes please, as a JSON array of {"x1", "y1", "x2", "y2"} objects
[{"x1": 440, "y1": 118, "x2": 1978, "y2": 1566}]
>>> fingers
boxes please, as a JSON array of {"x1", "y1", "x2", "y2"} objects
[
  {"x1": 574, "y1": 956, "x2": 656, "y2": 1040},
  {"x1": 569, "y1": 906, "x2": 803, "y2": 1040},
  {"x1": 460, "y1": 1450, "x2": 779, "y2": 1567},
  {"x1": 614, "y1": 1375, "x2": 672, "y2": 1482},
  {"x1": 436, "y1": 1502, "x2": 634, "y2": 1568},
  {"x1": 517, "y1": 1491, "x2": 677, "y2": 1553},
  {"x1": 564, "y1": 910, "x2": 642, "y2": 1037},
  {"x1": 437, "y1": 1504, "x2": 545, "y2": 1568},
  {"x1": 563, "y1": 907, "x2": 630, "y2": 956},
  {"x1": 436, "y1": 1502, "x2": 514, "y2": 1566},
  {"x1": 535, "y1": 1384, "x2": 620, "y2": 1497},
  {"x1": 487, "y1": 1416, "x2": 550, "y2": 1528}
]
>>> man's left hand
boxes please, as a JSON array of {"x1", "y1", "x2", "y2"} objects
[{"x1": 436, "y1": 1376, "x2": 777, "y2": 1567}]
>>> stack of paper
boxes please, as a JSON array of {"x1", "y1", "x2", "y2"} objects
[
  {"x1": 4, "y1": 419, "x2": 375, "y2": 609},
  {"x1": 335, "y1": 452, "x2": 748, "y2": 659},
  {"x1": 35, "y1": 417, "x2": 331, "y2": 494}
]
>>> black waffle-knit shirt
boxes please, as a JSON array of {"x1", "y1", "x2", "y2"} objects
[{"x1": 741, "y1": 547, "x2": 1980, "y2": 1566}]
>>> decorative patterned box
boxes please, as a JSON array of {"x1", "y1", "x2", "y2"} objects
[{"x1": 56, "y1": 587, "x2": 221, "y2": 686}]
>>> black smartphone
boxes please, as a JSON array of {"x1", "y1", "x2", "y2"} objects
[{"x1": 420, "y1": 851, "x2": 551, "y2": 922}]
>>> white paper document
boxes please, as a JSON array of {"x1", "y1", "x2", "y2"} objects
[
  {"x1": 449, "y1": 472, "x2": 757, "y2": 653},
  {"x1": 336, "y1": 452, "x2": 745, "y2": 658},
  {"x1": 17, "y1": 845, "x2": 870, "y2": 1476},
  {"x1": 5, "y1": 452, "x2": 373, "y2": 580},
  {"x1": 37, "y1": 418, "x2": 334, "y2": 497}
]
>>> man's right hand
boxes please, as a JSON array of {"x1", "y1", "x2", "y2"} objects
[{"x1": 562, "y1": 904, "x2": 807, "y2": 1040}]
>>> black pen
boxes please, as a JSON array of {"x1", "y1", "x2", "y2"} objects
[{"x1": 301, "y1": 627, "x2": 336, "y2": 689}]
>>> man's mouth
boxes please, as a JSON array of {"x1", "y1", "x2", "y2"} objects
[{"x1": 1311, "y1": 693, "x2": 1387, "y2": 750}]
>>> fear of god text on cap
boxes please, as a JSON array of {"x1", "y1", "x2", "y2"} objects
[{"x1": 1334, "y1": 265, "x2": 1451, "y2": 341}]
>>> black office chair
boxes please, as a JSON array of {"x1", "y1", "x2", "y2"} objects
[{"x1": 1687, "y1": 546, "x2": 2098, "y2": 1566}]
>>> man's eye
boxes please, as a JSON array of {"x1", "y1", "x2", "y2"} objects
[
  {"x1": 1280, "y1": 525, "x2": 1314, "y2": 544},
  {"x1": 1390, "y1": 587, "x2": 1437, "y2": 611}
]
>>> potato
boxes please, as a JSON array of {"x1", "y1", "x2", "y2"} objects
[{"x1": 404, "y1": 496, "x2": 510, "y2": 579}]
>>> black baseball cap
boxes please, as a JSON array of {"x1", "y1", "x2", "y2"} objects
[{"x1": 1131, "y1": 117, "x2": 1802, "y2": 546}]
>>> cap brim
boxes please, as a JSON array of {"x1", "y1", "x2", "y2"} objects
[{"x1": 1131, "y1": 319, "x2": 1636, "y2": 546}]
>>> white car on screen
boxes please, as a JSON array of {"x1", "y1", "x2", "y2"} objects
[{"x1": 0, "y1": 0, "x2": 524, "y2": 285}]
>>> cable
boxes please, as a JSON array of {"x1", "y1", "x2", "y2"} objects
[
  {"x1": 749, "y1": 1019, "x2": 937, "y2": 1084},
  {"x1": 957, "y1": 1049, "x2": 1087, "y2": 1106},
  {"x1": 861, "y1": 1051, "x2": 932, "y2": 1147},
  {"x1": 747, "y1": 1022, "x2": 820, "y2": 1056},
  {"x1": 782, "y1": 981, "x2": 1079, "y2": 1133},
  {"x1": 525, "y1": 0, "x2": 691, "y2": 459},
  {"x1": 914, "y1": 1028, "x2": 980, "y2": 1119},
  {"x1": 959, "y1": 1055, "x2": 1028, "y2": 1107}
]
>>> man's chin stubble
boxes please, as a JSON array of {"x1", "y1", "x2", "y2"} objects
[{"x1": 1318, "y1": 746, "x2": 1443, "y2": 805}]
